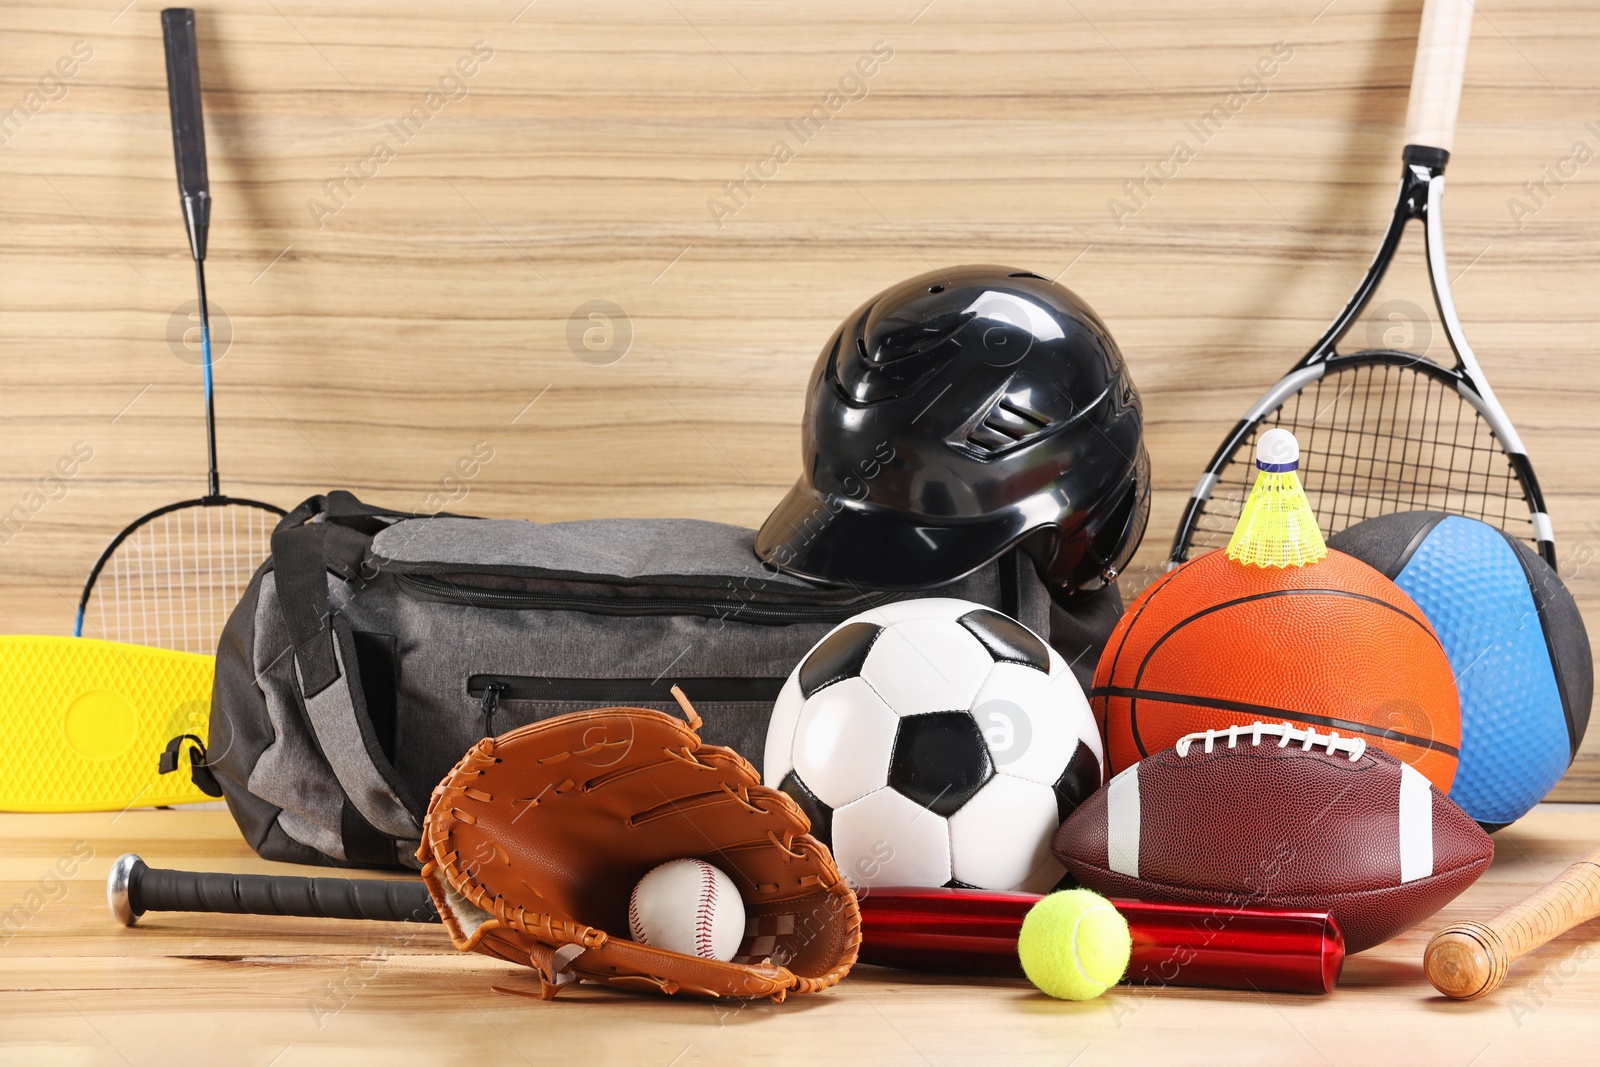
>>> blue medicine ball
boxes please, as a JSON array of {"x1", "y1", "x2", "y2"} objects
[{"x1": 1329, "y1": 513, "x2": 1591, "y2": 830}]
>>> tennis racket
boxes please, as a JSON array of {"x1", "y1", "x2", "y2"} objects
[
  {"x1": 74, "y1": 9, "x2": 283, "y2": 655},
  {"x1": 1169, "y1": 0, "x2": 1553, "y2": 570}
]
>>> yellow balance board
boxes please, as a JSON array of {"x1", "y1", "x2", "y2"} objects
[{"x1": 0, "y1": 636, "x2": 216, "y2": 811}]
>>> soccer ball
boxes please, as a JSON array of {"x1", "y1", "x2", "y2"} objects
[{"x1": 764, "y1": 598, "x2": 1103, "y2": 893}]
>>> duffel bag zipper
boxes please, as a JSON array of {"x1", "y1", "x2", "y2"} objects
[
  {"x1": 467, "y1": 674, "x2": 788, "y2": 705},
  {"x1": 400, "y1": 573, "x2": 896, "y2": 625},
  {"x1": 479, "y1": 680, "x2": 509, "y2": 736}
]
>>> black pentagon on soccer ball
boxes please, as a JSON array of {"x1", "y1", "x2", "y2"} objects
[
  {"x1": 1053, "y1": 741, "x2": 1102, "y2": 823},
  {"x1": 778, "y1": 770, "x2": 833, "y2": 847},
  {"x1": 798, "y1": 622, "x2": 883, "y2": 697},
  {"x1": 958, "y1": 608, "x2": 1050, "y2": 672},
  {"x1": 888, "y1": 712, "x2": 994, "y2": 817}
]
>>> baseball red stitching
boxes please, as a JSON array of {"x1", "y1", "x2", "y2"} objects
[
  {"x1": 628, "y1": 887, "x2": 646, "y2": 943},
  {"x1": 694, "y1": 861, "x2": 718, "y2": 959}
]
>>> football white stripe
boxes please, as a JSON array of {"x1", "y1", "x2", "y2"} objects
[
  {"x1": 1106, "y1": 764, "x2": 1140, "y2": 878},
  {"x1": 1399, "y1": 764, "x2": 1434, "y2": 884}
]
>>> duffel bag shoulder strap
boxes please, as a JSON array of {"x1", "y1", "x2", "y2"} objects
[{"x1": 271, "y1": 493, "x2": 424, "y2": 860}]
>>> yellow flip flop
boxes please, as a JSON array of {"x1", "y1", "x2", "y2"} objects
[{"x1": 0, "y1": 636, "x2": 217, "y2": 812}]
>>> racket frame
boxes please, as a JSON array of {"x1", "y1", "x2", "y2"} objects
[
  {"x1": 73, "y1": 495, "x2": 286, "y2": 640},
  {"x1": 1169, "y1": 146, "x2": 1554, "y2": 569}
]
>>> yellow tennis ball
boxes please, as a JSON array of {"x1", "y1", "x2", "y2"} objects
[{"x1": 1017, "y1": 889, "x2": 1132, "y2": 1001}]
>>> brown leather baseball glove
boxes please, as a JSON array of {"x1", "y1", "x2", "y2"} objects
[{"x1": 416, "y1": 689, "x2": 860, "y2": 1001}]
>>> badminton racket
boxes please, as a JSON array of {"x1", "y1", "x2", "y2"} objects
[{"x1": 74, "y1": 9, "x2": 283, "y2": 655}]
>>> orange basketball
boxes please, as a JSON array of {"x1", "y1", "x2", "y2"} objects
[{"x1": 1094, "y1": 548, "x2": 1461, "y2": 791}]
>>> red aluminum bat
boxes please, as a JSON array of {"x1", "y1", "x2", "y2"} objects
[{"x1": 857, "y1": 887, "x2": 1344, "y2": 994}]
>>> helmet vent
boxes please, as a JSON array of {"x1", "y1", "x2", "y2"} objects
[{"x1": 967, "y1": 396, "x2": 1053, "y2": 454}]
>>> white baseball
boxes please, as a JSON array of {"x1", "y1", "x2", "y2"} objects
[{"x1": 627, "y1": 859, "x2": 746, "y2": 962}]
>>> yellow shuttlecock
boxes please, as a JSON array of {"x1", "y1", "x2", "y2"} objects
[{"x1": 1226, "y1": 428, "x2": 1327, "y2": 568}]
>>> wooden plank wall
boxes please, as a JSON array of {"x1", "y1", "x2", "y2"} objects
[{"x1": 2, "y1": 0, "x2": 1597, "y2": 795}]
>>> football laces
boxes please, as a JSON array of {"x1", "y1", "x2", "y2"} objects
[{"x1": 1174, "y1": 721, "x2": 1367, "y2": 761}]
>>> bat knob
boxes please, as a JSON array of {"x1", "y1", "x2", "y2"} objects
[
  {"x1": 1425, "y1": 921, "x2": 1509, "y2": 1000},
  {"x1": 107, "y1": 853, "x2": 146, "y2": 927}
]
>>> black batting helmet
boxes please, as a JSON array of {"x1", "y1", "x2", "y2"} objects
[{"x1": 755, "y1": 265, "x2": 1148, "y2": 598}]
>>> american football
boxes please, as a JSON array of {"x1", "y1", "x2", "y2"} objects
[
  {"x1": 764, "y1": 598, "x2": 1103, "y2": 893},
  {"x1": 1051, "y1": 721, "x2": 1493, "y2": 953}
]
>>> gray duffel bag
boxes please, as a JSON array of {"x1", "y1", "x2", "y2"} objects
[{"x1": 200, "y1": 491, "x2": 1122, "y2": 870}]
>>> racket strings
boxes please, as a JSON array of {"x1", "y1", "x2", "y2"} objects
[
  {"x1": 84, "y1": 503, "x2": 277, "y2": 655},
  {"x1": 1187, "y1": 362, "x2": 1536, "y2": 556}
]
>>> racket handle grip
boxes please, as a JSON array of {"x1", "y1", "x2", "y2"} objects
[
  {"x1": 160, "y1": 8, "x2": 210, "y2": 260},
  {"x1": 1426, "y1": 845, "x2": 1600, "y2": 999},
  {"x1": 108, "y1": 853, "x2": 439, "y2": 926},
  {"x1": 1403, "y1": 0, "x2": 1474, "y2": 154}
]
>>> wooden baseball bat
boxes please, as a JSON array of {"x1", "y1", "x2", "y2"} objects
[{"x1": 1425, "y1": 843, "x2": 1600, "y2": 1000}]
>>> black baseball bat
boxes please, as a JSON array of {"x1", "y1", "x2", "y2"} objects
[{"x1": 108, "y1": 854, "x2": 439, "y2": 926}]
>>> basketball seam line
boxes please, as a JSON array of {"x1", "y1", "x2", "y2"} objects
[
  {"x1": 1106, "y1": 567, "x2": 1179, "y2": 684},
  {"x1": 1092, "y1": 684, "x2": 1461, "y2": 758},
  {"x1": 1099, "y1": 564, "x2": 1184, "y2": 756},
  {"x1": 1123, "y1": 586, "x2": 1444, "y2": 760}
]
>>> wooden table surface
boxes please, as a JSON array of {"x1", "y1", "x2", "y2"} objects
[{"x1": 1, "y1": 805, "x2": 1597, "y2": 1065}]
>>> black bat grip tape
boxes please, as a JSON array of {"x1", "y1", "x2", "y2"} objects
[{"x1": 111, "y1": 854, "x2": 438, "y2": 925}]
